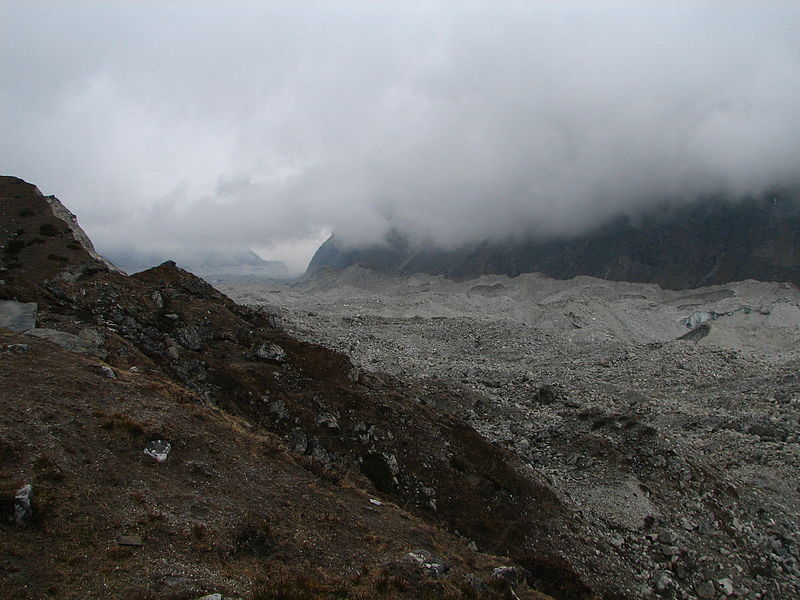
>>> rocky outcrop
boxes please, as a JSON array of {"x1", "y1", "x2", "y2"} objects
[
  {"x1": 0, "y1": 176, "x2": 120, "y2": 284},
  {"x1": 308, "y1": 190, "x2": 800, "y2": 289}
]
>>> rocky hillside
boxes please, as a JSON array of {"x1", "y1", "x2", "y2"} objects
[
  {"x1": 0, "y1": 177, "x2": 603, "y2": 599},
  {"x1": 307, "y1": 190, "x2": 800, "y2": 289}
]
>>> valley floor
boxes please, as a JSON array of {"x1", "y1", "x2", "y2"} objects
[{"x1": 222, "y1": 268, "x2": 800, "y2": 600}]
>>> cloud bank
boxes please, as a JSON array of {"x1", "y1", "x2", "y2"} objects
[{"x1": 2, "y1": 1, "x2": 800, "y2": 270}]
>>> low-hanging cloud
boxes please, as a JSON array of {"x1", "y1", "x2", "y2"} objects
[{"x1": 2, "y1": 1, "x2": 800, "y2": 270}]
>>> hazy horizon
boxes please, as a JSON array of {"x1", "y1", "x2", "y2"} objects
[{"x1": 3, "y1": 1, "x2": 800, "y2": 272}]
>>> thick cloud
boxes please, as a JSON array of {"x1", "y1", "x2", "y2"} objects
[{"x1": 2, "y1": 1, "x2": 800, "y2": 271}]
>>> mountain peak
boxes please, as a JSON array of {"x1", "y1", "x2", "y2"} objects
[{"x1": 0, "y1": 176, "x2": 120, "y2": 284}]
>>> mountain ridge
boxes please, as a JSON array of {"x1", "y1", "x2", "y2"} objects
[{"x1": 308, "y1": 191, "x2": 800, "y2": 289}]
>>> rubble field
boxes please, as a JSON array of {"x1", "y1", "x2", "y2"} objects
[{"x1": 223, "y1": 267, "x2": 800, "y2": 600}]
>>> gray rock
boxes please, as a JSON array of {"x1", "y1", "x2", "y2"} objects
[
  {"x1": 316, "y1": 412, "x2": 340, "y2": 431},
  {"x1": 718, "y1": 577, "x2": 734, "y2": 595},
  {"x1": 385, "y1": 453, "x2": 400, "y2": 476},
  {"x1": 610, "y1": 534, "x2": 625, "y2": 548},
  {"x1": 287, "y1": 430, "x2": 308, "y2": 454},
  {"x1": 404, "y1": 549, "x2": 449, "y2": 576},
  {"x1": 2, "y1": 343, "x2": 30, "y2": 353},
  {"x1": 14, "y1": 484, "x2": 33, "y2": 525},
  {"x1": 194, "y1": 595, "x2": 222, "y2": 600},
  {"x1": 698, "y1": 520, "x2": 718, "y2": 536},
  {"x1": 0, "y1": 300, "x2": 37, "y2": 332},
  {"x1": 98, "y1": 365, "x2": 116, "y2": 379},
  {"x1": 658, "y1": 528, "x2": 678, "y2": 544},
  {"x1": 176, "y1": 325, "x2": 205, "y2": 351},
  {"x1": 254, "y1": 341, "x2": 286, "y2": 363},
  {"x1": 143, "y1": 440, "x2": 171, "y2": 462},
  {"x1": 696, "y1": 580, "x2": 716, "y2": 598},
  {"x1": 151, "y1": 291, "x2": 165, "y2": 310},
  {"x1": 660, "y1": 544, "x2": 680, "y2": 557},
  {"x1": 269, "y1": 400, "x2": 288, "y2": 420},
  {"x1": 655, "y1": 573, "x2": 673, "y2": 591},
  {"x1": 492, "y1": 565, "x2": 521, "y2": 585},
  {"x1": 309, "y1": 441, "x2": 332, "y2": 466},
  {"x1": 24, "y1": 328, "x2": 107, "y2": 359},
  {"x1": 79, "y1": 327, "x2": 105, "y2": 346}
]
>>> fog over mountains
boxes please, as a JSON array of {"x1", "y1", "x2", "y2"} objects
[
  {"x1": 308, "y1": 188, "x2": 800, "y2": 289},
  {"x1": 2, "y1": 2, "x2": 800, "y2": 270}
]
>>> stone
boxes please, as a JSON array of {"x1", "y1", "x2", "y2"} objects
[
  {"x1": 385, "y1": 453, "x2": 400, "y2": 476},
  {"x1": 658, "y1": 528, "x2": 678, "y2": 544},
  {"x1": 176, "y1": 325, "x2": 205, "y2": 351},
  {"x1": 194, "y1": 595, "x2": 222, "y2": 600},
  {"x1": 268, "y1": 400, "x2": 288, "y2": 420},
  {"x1": 287, "y1": 430, "x2": 308, "y2": 454},
  {"x1": 404, "y1": 549, "x2": 449, "y2": 576},
  {"x1": 151, "y1": 291, "x2": 165, "y2": 309},
  {"x1": 718, "y1": 577, "x2": 735, "y2": 595},
  {"x1": 98, "y1": 365, "x2": 116, "y2": 379},
  {"x1": 660, "y1": 544, "x2": 680, "y2": 557},
  {"x1": 254, "y1": 341, "x2": 286, "y2": 363},
  {"x1": 24, "y1": 328, "x2": 107, "y2": 359},
  {"x1": 2, "y1": 343, "x2": 30, "y2": 353},
  {"x1": 696, "y1": 580, "x2": 716, "y2": 598},
  {"x1": 492, "y1": 565, "x2": 520, "y2": 585},
  {"x1": 144, "y1": 440, "x2": 171, "y2": 462},
  {"x1": 698, "y1": 520, "x2": 717, "y2": 536},
  {"x1": 309, "y1": 441, "x2": 332, "y2": 467},
  {"x1": 655, "y1": 573, "x2": 673, "y2": 591},
  {"x1": 14, "y1": 484, "x2": 33, "y2": 525},
  {"x1": 0, "y1": 300, "x2": 37, "y2": 332},
  {"x1": 79, "y1": 327, "x2": 105, "y2": 346},
  {"x1": 316, "y1": 412, "x2": 340, "y2": 431}
]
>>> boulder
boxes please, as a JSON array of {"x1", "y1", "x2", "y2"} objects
[
  {"x1": 0, "y1": 300, "x2": 37, "y2": 332},
  {"x1": 254, "y1": 341, "x2": 286, "y2": 363},
  {"x1": 14, "y1": 484, "x2": 33, "y2": 525}
]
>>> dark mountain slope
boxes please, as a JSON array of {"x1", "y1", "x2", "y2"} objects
[
  {"x1": 308, "y1": 191, "x2": 800, "y2": 289},
  {"x1": 0, "y1": 176, "x2": 598, "y2": 599}
]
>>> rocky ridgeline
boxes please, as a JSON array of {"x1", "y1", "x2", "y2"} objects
[
  {"x1": 223, "y1": 270, "x2": 800, "y2": 600},
  {"x1": 0, "y1": 177, "x2": 611, "y2": 599}
]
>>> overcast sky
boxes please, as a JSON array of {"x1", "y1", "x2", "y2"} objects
[{"x1": 2, "y1": 1, "x2": 800, "y2": 271}]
